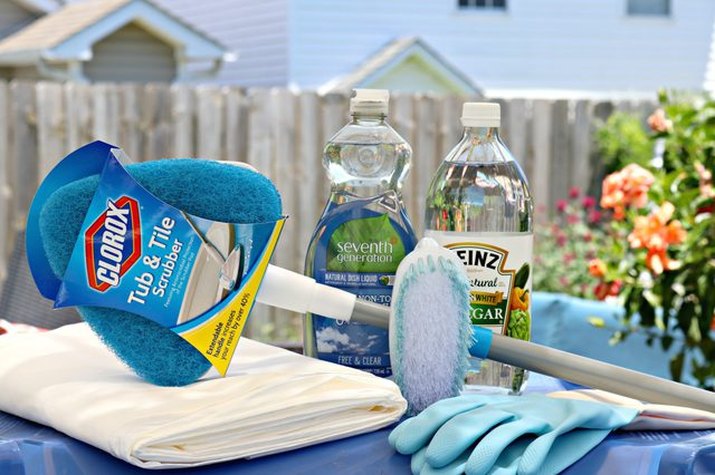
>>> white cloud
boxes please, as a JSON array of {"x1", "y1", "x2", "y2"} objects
[{"x1": 316, "y1": 326, "x2": 351, "y2": 353}]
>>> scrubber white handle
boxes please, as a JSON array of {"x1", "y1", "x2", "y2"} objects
[{"x1": 257, "y1": 265, "x2": 357, "y2": 320}]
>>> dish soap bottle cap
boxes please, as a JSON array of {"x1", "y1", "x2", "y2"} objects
[
  {"x1": 350, "y1": 89, "x2": 389, "y2": 116},
  {"x1": 461, "y1": 102, "x2": 501, "y2": 128}
]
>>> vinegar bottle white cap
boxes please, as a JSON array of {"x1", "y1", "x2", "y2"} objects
[
  {"x1": 461, "y1": 102, "x2": 501, "y2": 128},
  {"x1": 350, "y1": 89, "x2": 389, "y2": 116}
]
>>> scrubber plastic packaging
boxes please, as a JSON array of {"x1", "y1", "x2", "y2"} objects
[{"x1": 28, "y1": 141, "x2": 283, "y2": 385}]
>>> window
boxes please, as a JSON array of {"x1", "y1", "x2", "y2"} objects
[
  {"x1": 458, "y1": 0, "x2": 506, "y2": 10},
  {"x1": 627, "y1": 0, "x2": 670, "y2": 16}
]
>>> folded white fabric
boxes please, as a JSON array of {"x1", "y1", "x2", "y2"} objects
[
  {"x1": 0, "y1": 323, "x2": 406, "y2": 469},
  {"x1": 548, "y1": 389, "x2": 715, "y2": 431}
]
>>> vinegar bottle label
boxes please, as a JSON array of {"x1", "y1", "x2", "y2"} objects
[{"x1": 424, "y1": 231, "x2": 533, "y2": 341}]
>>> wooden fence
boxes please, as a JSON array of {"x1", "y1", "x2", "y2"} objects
[{"x1": 0, "y1": 81, "x2": 655, "y2": 340}]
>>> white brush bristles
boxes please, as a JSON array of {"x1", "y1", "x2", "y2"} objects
[{"x1": 390, "y1": 239, "x2": 471, "y2": 414}]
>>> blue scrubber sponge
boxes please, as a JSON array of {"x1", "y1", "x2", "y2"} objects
[{"x1": 39, "y1": 159, "x2": 282, "y2": 386}]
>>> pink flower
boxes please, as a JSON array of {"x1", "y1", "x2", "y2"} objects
[
  {"x1": 559, "y1": 276, "x2": 570, "y2": 287},
  {"x1": 583, "y1": 232, "x2": 593, "y2": 242},
  {"x1": 588, "y1": 210, "x2": 602, "y2": 224},
  {"x1": 556, "y1": 233, "x2": 567, "y2": 247},
  {"x1": 582, "y1": 196, "x2": 596, "y2": 209},
  {"x1": 567, "y1": 214, "x2": 580, "y2": 225},
  {"x1": 564, "y1": 252, "x2": 575, "y2": 264},
  {"x1": 695, "y1": 162, "x2": 715, "y2": 200},
  {"x1": 569, "y1": 187, "x2": 580, "y2": 199},
  {"x1": 556, "y1": 199, "x2": 568, "y2": 213}
]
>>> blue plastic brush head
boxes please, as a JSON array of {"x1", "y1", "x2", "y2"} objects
[{"x1": 39, "y1": 159, "x2": 282, "y2": 386}]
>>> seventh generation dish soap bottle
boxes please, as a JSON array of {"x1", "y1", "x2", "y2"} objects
[
  {"x1": 304, "y1": 89, "x2": 417, "y2": 377},
  {"x1": 425, "y1": 102, "x2": 534, "y2": 394}
]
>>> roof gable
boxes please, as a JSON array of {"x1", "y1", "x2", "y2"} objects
[
  {"x1": 321, "y1": 37, "x2": 481, "y2": 96},
  {"x1": 9, "y1": 0, "x2": 57, "y2": 14},
  {"x1": 0, "y1": 0, "x2": 227, "y2": 65}
]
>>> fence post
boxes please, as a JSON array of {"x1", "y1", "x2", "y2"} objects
[
  {"x1": 531, "y1": 100, "x2": 553, "y2": 215},
  {"x1": 171, "y1": 84, "x2": 194, "y2": 158},
  {"x1": 224, "y1": 87, "x2": 248, "y2": 163},
  {"x1": 550, "y1": 99, "x2": 571, "y2": 204},
  {"x1": 119, "y1": 83, "x2": 143, "y2": 161},
  {"x1": 36, "y1": 82, "x2": 67, "y2": 181},
  {"x1": 572, "y1": 100, "x2": 594, "y2": 195},
  {"x1": 0, "y1": 82, "x2": 9, "y2": 281},
  {"x1": 245, "y1": 88, "x2": 273, "y2": 338},
  {"x1": 9, "y1": 81, "x2": 38, "y2": 231},
  {"x1": 392, "y1": 93, "x2": 417, "y2": 220},
  {"x1": 413, "y1": 94, "x2": 439, "y2": 234},
  {"x1": 92, "y1": 83, "x2": 120, "y2": 144},
  {"x1": 142, "y1": 83, "x2": 172, "y2": 161},
  {"x1": 196, "y1": 85, "x2": 224, "y2": 161},
  {"x1": 270, "y1": 88, "x2": 300, "y2": 341},
  {"x1": 296, "y1": 91, "x2": 321, "y2": 267},
  {"x1": 64, "y1": 82, "x2": 92, "y2": 152},
  {"x1": 319, "y1": 92, "x2": 349, "y2": 200},
  {"x1": 506, "y1": 98, "x2": 529, "y2": 171}
]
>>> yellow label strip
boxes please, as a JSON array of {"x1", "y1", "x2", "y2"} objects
[{"x1": 177, "y1": 219, "x2": 285, "y2": 376}]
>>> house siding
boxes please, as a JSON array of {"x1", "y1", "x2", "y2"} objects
[
  {"x1": 363, "y1": 56, "x2": 465, "y2": 94},
  {"x1": 0, "y1": 0, "x2": 40, "y2": 40},
  {"x1": 288, "y1": 0, "x2": 715, "y2": 94},
  {"x1": 153, "y1": 0, "x2": 289, "y2": 86},
  {"x1": 10, "y1": 65, "x2": 40, "y2": 80},
  {"x1": 83, "y1": 23, "x2": 176, "y2": 83}
]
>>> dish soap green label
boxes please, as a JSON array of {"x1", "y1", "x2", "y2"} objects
[
  {"x1": 307, "y1": 204, "x2": 416, "y2": 376},
  {"x1": 328, "y1": 215, "x2": 406, "y2": 275}
]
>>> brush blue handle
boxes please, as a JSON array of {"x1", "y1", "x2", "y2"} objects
[{"x1": 469, "y1": 326, "x2": 715, "y2": 411}]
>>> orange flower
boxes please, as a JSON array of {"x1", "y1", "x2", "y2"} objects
[
  {"x1": 647, "y1": 109, "x2": 672, "y2": 133},
  {"x1": 588, "y1": 259, "x2": 607, "y2": 278},
  {"x1": 627, "y1": 202, "x2": 686, "y2": 275},
  {"x1": 600, "y1": 164, "x2": 655, "y2": 220}
]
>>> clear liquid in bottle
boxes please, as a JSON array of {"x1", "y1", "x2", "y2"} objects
[
  {"x1": 425, "y1": 102, "x2": 534, "y2": 394},
  {"x1": 304, "y1": 89, "x2": 417, "y2": 376}
]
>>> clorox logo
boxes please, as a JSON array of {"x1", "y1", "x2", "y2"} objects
[{"x1": 85, "y1": 196, "x2": 141, "y2": 292}]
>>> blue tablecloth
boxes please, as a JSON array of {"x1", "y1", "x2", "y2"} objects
[{"x1": 1, "y1": 373, "x2": 713, "y2": 474}]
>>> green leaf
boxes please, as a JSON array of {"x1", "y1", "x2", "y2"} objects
[
  {"x1": 669, "y1": 352, "x2": 685, "y2": 382},
  {"x1": 660, "y1": 335, "x2": 674, "y2": 351},
  {"x1": 587, "y1": 317, "x2": 605, "y2": 328},
  {"x1": 638, "y1": 295, "x2": 656, "y2": 327}
]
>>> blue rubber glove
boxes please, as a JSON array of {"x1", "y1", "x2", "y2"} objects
[
  {"x1": 388, "y1": 395, "x2": 515, "y2": 455},
  {"x1": 389, "y1": 394, "x2": 639, "y2": 475}
]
